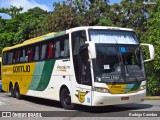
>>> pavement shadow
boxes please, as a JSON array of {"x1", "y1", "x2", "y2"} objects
[
  {"x1": 75, "y1": 103, "x2": 153, "y2": 113},
  {"x1": 19, "y1": 95, "x2": 62, "y2": 109},
  {"x1": 21, "y1": 95, "x2": 153, "y2": 113}
]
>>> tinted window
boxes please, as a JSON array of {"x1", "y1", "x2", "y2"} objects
[{"x1": 41, "y1": 44, "x2": 47, "y2": 60}]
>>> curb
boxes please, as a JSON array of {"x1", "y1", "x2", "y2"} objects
[{"x1": 145, "y1": 96, "x2": 160, "y2": 100}]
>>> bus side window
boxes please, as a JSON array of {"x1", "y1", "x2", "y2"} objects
[
  {"x1": 55, "y1": 41, "x2": 60, "y2": 58},
  {"x1": 34, "y1": 45, "x2": 39, "y2": 61},
  {"x1": 8, "y1": 52, "x2": 13, "y2": 64},
  {"x1": 13, "y1": 51, "x2": 19, "y2": 63},
  {"x1": 48, "y1": 42, "x2": 54, "y2": 59},
  {"x1": 60, "y1": 40, "x2": 64, "y2": 57},
  {"x1": 28, "y1": 47, "x2": 33, "y2": 62},
  {"x1": 20, "y1": 49, "x2": 26, "y2": 62},
  {"x1": 2, "y1": 52, "x2": 7, "y2": 65},
  {"x1": 41, "y1": 44, "x2": 47, "y2": 60},
  {"x1": 64, "y1": 39, "x2": 70, "y2": 57}
]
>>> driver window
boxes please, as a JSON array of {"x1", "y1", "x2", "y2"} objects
[{"x1": 79, "y1": 48, "x2": 92, "y2": 85}]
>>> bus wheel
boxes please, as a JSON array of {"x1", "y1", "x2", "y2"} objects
[
  {"x1": 9, "y1": 84, "x2": 16, "y2": 98},
  {"x1": 60, "y1": 88, "x2": 75, "y2": 110},
  {"x1": 15, "y1": 84, "x2": 22, "y2": 99}
]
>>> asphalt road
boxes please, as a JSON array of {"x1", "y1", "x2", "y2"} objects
[{"x1": 0, "y1": 92, "x2": 159, "y2": 120}]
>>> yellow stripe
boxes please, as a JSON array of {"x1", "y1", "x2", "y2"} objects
[{"x1": 108, "y1": 84, "x2": 126, "y2": 94}]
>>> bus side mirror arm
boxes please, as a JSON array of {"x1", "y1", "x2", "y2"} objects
[
  {"x1": 85, "y1": 41, "x2": 96, "y2": 60},
  {"x1": 140, "y1": 43, "x2": 155, "y2": 62}
]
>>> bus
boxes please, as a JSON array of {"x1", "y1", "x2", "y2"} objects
[{"x1": 2, "y1": 26, "x2": 154, "y2": 109}]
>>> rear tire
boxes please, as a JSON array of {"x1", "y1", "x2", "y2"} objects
[
  {"x1": 10, "y1": 84, "x2": 16, "y2": 98},
  {"x1": 60, "y1": 88, "x2": 75, "y2": 110},
  {"x1": 15, "y1": 84, "x2": 22, "y2": 99}
]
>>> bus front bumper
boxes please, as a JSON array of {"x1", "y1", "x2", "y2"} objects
[{"x1": 92, "y1": 89, "x2": 146, "y2": 106}]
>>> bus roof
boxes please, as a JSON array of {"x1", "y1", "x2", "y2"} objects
[
  {"x1": 3, "y1": 26, "x2": 135, "y2": 52},
  {"x1": 3, "y1": 32, "x2": 56, "y2": 51}
]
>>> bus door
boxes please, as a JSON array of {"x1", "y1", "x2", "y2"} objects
[
  {"x1": 71, "y1": 31, "x2": 92, "y2": 106},
  {"x1": 77, "y1": 45, "x2": 92, "y2": 106}
]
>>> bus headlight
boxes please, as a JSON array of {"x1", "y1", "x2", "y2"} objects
[
  {"x1": 94, "y1": 87, "x2": 110, "y2": 93},
  {"x1": 139, "y1": 85, "x2": 146, "y2": 90}
]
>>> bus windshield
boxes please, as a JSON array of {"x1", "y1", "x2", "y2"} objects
[
  {"x1": 89, "y1": 29, "x2": 145, "y2": 83},
  {"x1": 92, "y1": 45, "x2": 145, "y2": 83}
]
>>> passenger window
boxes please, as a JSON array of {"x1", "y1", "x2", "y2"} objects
[
  {"x1": 20, "y1": 49, "x2": 26, "y2": 62},
  {"x1": 13, "y1": 51, "x2": 19, "y2": 63},
  {"x1": 54, "y1": 34, "x2": 69, "y2": 59},
  {"x1": 41, "y1": 44, "x2": 47, "y2": 60},
  {"x1": 34, "y1": 45, "x2": 39, "y2": 61},
  {"x1": 28, "y1": 47, "x2": 33, "y2": 62},
  {"x1": 55, "y1": 41, "x2": 60, "y2": 58},
  {"x1": 64, "y1": 39, "x2": 69, "y2": 57},
  {"x1": 2, "y1": 52, "x2": 7, "y2": 65},
  {"x1": 8, "y1": 52, "x2": 13, "y2": 64},
  {"x1": 60, "y1": 40, "x2": 64, "y2": 57},
  {"x1": 48, "y1": 42, "x2": 54, "y2": 59}
]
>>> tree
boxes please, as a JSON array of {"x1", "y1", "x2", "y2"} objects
[
  {"x1": 142, "y1": 0, "x2": 160, "y2": 95},
  {"x1": 0, "y1": 6, "x2": 23, "y2": 18},
  {"x1": 0, "y1": 6, "x2": 48, "y2": 54}
]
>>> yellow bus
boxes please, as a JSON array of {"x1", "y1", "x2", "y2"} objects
[{"x1": 2, "y1": 26, "x2": 154, "y2": 109}]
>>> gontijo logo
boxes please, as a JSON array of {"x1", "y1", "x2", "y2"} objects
[{"x1": 13, "y1": 65, "x2": 30, "y2": 73}]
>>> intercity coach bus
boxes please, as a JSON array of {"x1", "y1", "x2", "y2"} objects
[{"x1": 2, "y1": 26, "x2": 154, "y2": 109}]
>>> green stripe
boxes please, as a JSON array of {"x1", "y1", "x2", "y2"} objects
[
  {"x1": 44, "y1": 31, "x2": 66, "y2": 40},
  {"x1": 35, "y1": 60, "x2": 55, "y2": 91},
  {"x1": 44, "y1": 34, "x2": 55, "y2": 40},
  {"x1": 121, "y1": 83, "x2": 141, "y2": 93},
  {"x1": 28, "y1": 62, "x2": 45, "y2": 90},
  {"x1": 54, "y1": 31, "x2": 66, "y2": 37},
  {"x1": 129, "y1": 83, "x2": 141, "y2": 91}
]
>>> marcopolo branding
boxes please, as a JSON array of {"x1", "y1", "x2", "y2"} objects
[
  {"x1": 13, "y1": 65, "x2": 30, "y2": 73},
  {"x1": 56, "y1": 65, "x2": 70, "y2": 72},
  {"x1": 57, "y1": 65, "x2": 70, "y2": 70}
]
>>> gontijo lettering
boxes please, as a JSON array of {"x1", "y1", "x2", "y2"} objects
[{"x1": 13, "y1": 65, "x2": 30, "y2": 73}]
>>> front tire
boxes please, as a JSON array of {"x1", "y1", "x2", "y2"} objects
[{"x1": 60, "y1": 88, "x2": 75, "y2": 110}]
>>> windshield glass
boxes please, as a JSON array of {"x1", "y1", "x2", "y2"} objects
[
  {"x1": 92, "y1": 45, "x2": 145, "y2": 83},
  {"x1": 122, "y1": 46, "x2": 145, "y2": 81},
  {"x1": 93, "y1": 45, "x2": 123, "y2": 83}
]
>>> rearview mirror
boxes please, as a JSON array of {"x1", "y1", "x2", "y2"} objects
[
  {"x1": 85, "y1": 41, "x2": 96, "y2": 59},
  {"x1": 140, "y1": 43, "x2": 155, "y2": 62}
]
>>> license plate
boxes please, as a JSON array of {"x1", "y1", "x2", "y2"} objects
[{"x1": 121, "y1": 97, "x2": 129, "y2": 100}]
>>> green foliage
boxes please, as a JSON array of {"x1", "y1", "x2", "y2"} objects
[
  {"x1": 143, "y1": 0, "x2": 160, "y2": 95},
  {"x1": 0, "y1": 0, "x2": 159, "y2": 95}
]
